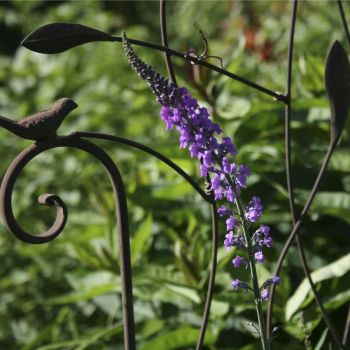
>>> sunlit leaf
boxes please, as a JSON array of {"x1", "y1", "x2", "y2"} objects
[
  {"x1": 286, "y1": 253, "x2": 350, "y2": 320},
  {"x1": 139, "y1": 326, "x2": 216, "y2": 350}
]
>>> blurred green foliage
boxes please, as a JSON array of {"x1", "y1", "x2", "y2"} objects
[{"x1": 0, "y1": 1, "x2": 349, "y2": 349}]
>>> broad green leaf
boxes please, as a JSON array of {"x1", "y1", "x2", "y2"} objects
[
  {"x1": 164, "y1": 283, "x2": 200, "y2": 304},
  {"x1": 139, "y1": 326, "x2": 216, "y2": 350},
  {"x1": 139, "y1": 319, "x2": 166, "y2": 339},
  {"x1": 286, "y1": 253, "x2": 350, "y2": 320},
  {"x1": 131, "y1": 214, "x2": 153, "y2": 266}
]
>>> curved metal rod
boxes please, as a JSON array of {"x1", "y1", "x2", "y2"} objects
[
  {"x1": 268, "y1": 3, "x2": 343, "y2": 348},
  {"x1": 74, "y1": 131, "x2": 212, "y2": 203},
  {"x1": 336, "y1": 3, "x2": 350, "y2": 346},
  {"x1": 0, "y1": 135, "x2": 136, "y2": 350},
  {"x1": 160, "y1": 0, "x2": 177, "y2": 84},
  {"x1": 111, "y1": 35, "x2": 286, "y2": 103},
  {"x1": 337, "y1": 0, "x2": 350, "y2": 49},
  {"x1": 268, "y1": 141, "x2": 337, "y2": 336},
  {"x1": 195, "y1": 202, "x2": 218, "y2": 350}
]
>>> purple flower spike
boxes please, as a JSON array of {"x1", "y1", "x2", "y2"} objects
[{"x1": 122, "y1": 36, "x2": 279, "y2": 299}]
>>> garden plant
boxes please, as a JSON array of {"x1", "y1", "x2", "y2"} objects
[{"x1": 0, "y1": 1, "x2": 349, "y2": 350}]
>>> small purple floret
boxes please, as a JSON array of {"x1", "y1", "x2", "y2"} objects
[
  {"x1": 255, "y1": 251, "x2": 265, "y2": 263},
  {"x1": 245, "y1": 196, "x2": 263, "y2": 222},
  {"x1": 232, "y1": 256, "x2": 248, "y2": 269},
  {"x1": 261, "y1": 289, "x2": 269, "y2": 301}
]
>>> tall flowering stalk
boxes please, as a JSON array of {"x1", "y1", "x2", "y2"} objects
[{"x1": 122, "y1": 33, "x2": 279, "y2": 350}]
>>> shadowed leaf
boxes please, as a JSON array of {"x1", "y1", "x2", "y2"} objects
[
  {"x1": 325, "y1": 40, "x2": 350, "y2": 143},
  {"x1": 21, "y1": 22, "x2": 114, "y2": 54}
]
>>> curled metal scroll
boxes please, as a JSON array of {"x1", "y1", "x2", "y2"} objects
[
  {"x1": 0, "y1": 131, "x2": 220, "y2": 349},
  {"x1": 0, "y1": 134, "x2": 136, "y2": 350}
]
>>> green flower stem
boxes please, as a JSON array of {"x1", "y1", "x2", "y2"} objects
[{"x1": 234, "y1": 197, "x2": 270, "y2": 350}]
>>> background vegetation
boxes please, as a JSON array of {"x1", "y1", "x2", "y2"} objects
[{"x1": 0, "y1": 1, "x2": 349, "y2": 349}]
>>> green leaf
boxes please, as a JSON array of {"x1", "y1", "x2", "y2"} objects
[
  {"x1": 164, "y1": 283, "x2": 201, "y2": 304},
  {"x1": 314, "y1": 328, "x2": 329, "y2": 350},
  {"x1": 131, "y1": 214, "x2": 153, "y2": 266},
  {"x1": 139, "y1": 326, "x2": 216, "y2": 350},
  {"x1": 286, "y1": 252, "x2": 350, "y2": 320}
]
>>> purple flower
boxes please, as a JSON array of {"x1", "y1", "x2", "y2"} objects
[
  {"x1": 225, "y1": 187, "x2": 235, "y2": 202},
  {"x1": 255, "y1": 251, "x2": 265, "y2": 263},
  {"x1": 211, "y1": 173, "x2": 222, "y2": 190},
  {"x1": 260, "y1": 224, "x2": 270, "y2": 235},
  {"x1": 222, "y1": 157, "x2": 237, "y2": 174},
  {"x1": 122, "y1": 37, "x2": 279, "y2": 299},
  {"x1": 220, "y1": 137, "x2": 236, "y2": 156},
  {"x1": 226, "y1": 216, "x2": 237, "y2": 231},
  {"x1": 189, "y1": 143, "x2": 202, "y2": 158},
  {"x1": 203, "y1": 151, "x2": 214, "y2": 167},
  {"x1": 161, "y1": 107, "x2": 174, "y2": 130},
  {"x1": 232, "y1": 279, "x2": 241, "y2": 290},
  {"x1": 232, "y1": 256, "x2": 248, "y2": 268},
  {"x1": 224, "y1": 232, "x2": 246, "y2": 250},
  {"x1": 253, "y1": 225, "x2": 273, "y2": 248},
  {"x1": 272, "y1": 276, "x2": 280, "y2": 285},
  {"x1": 224, "y1": 231, "x2": 235, "y2": 251},
  {"x1": 232, "y1": 279, "x2": 248, "y2": 291},
  {"x1": 217, "y1": 205, "x2": 232, "y2": 217},
  {"x1": 261, "y1": 276, "x2": 280, "y2": 289},
  {"x1": 261, "y1": 289, "x2": 269, "y2": 301},
  {"x1": 245, "y1": 196, "x2": 263, "y2": 222},
  {"x1": 240, "y1": 164, "x2": 250, "y2": 177}
]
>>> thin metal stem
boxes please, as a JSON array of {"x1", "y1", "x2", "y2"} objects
[
  {"x1": 297, "y1": 238, "x2": 344, "y2": 349},
  {"x1": 336, "y1": 3, "x2": 350, "y2": 346},
  {"x1": 160, "y1": 0, "x2": 177, "y2": 84},
  {"x1": 269, "y1": 141, "x2": 336, "y2": 324},
  {"x1": 112, "y1": 35, "x2": 286, "y2": 102},
  {"x1": 195, "y1": 202, "x2": 218, "y2": 350},
  {"x1": 267, "y1": 0, "x2": 298, "y2": 335},
  {"x1": 337, "y1": 0, "x2": 350, "y2": 49},
  {"x1": 74, "y1": 131, "x2": 212, "y2": 203},
  {"x1": 267, "y1": 3, "x2": 344, "y2": 347},
  {"x1": 0, "y1": 135, "x2": 136, "y2": 350}
]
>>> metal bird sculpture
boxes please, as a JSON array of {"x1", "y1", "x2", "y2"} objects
[{"x1": 0, "y1": 98, "x2": 78, "y2": 141}]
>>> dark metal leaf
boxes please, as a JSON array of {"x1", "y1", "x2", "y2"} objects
[
  {"x1": 325, "y1": 40, "x2": 350, "y2": 143},
  {"x1": 21, "y1": 23, "x2": 114, "y2": 54}
]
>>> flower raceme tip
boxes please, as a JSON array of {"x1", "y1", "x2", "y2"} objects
[{"x1": 122, "y1": 33, "x2": 278, "y2": 302}]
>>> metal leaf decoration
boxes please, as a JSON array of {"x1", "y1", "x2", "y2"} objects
[
  {"x1": 21, "y1": 23, "x2": 114, "y2": 54},
  {"x1": 325, "y1": 40, "x2": 350, "y2": 143}
]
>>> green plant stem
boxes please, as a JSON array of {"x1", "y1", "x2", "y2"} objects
[
  {"x1": 234, "y1": 197, "x2": 270, "y2": 350},
  {"x1": 214, "y1": 151, "x2": 270, "y2": 350}
]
